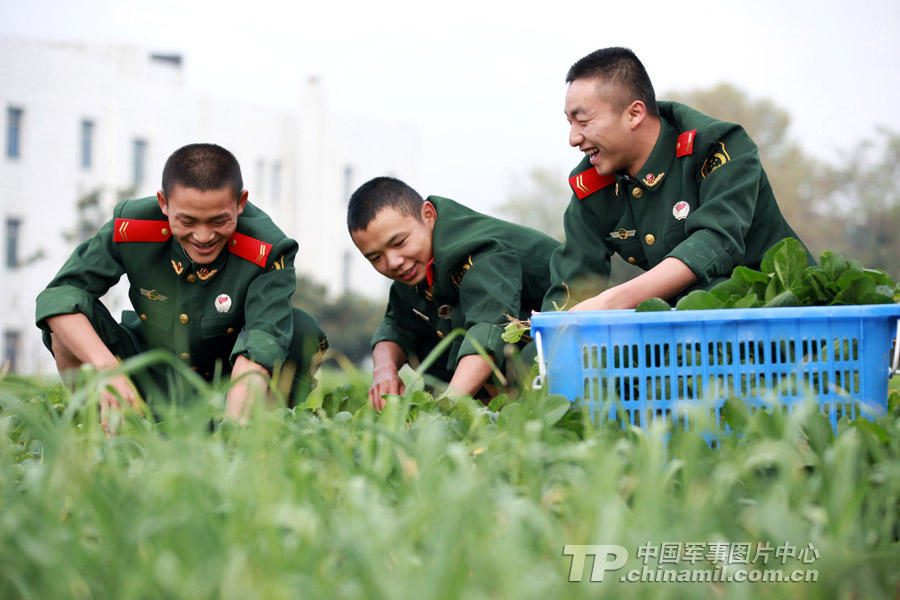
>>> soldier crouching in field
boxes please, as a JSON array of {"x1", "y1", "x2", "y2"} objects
[
  {"x1": 348, "y1": 176, "x2": 559, "y2": 410},
  {"x1": 35, "y1": 143, "x2": 327, "y2": 431}
]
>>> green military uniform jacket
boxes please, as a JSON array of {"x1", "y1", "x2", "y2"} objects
[
  {"x1": 36, "y1": 196, "x2": 298, "y2": 373},
  {"x1": 372, "y1": 196, "x2": 559, "y2": 373},
  {"x1": 543, "y1": 101, "x2": 812, "y2": 311}
]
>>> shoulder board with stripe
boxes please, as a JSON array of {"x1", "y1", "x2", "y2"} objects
[
  {"x1": 568, "y1": 168, "x2": 616, "y2": 200},
  {"x1": 228, "y1": 231, "x2": 272, "y2": 267},
  {"x1": 113, "y1": 219, "x2": 172, "y2": 243},
  {"x1": 676, "y1": 129, "x2": 697, "y2": 158}
]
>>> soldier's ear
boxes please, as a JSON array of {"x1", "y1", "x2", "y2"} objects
[
  {"x1": 238, "y1": 190, "x2": 249, "y2": 215},
  {"x1": 421, "y1": 201, "x2": 436, "y2": 228},
  {"x1": 157, "y1": 190, "x2": 169, "y2": 216},
  {"x1": 626, "y1": 100, "x2": 647, "y2": 130}
]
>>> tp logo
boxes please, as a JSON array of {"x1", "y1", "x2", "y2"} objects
[{"x1": 563, "y1": 545, "x2": 628, "y2": 582}]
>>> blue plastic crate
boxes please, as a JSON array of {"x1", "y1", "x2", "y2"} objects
[{"x1": 531, "y1": 305, "x2": 900, "y2": 439}]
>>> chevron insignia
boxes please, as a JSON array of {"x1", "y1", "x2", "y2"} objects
[
  {"x1": 227, "y1": 231, "x2": 272, "y2": 267},
  {"x1": 568, "y1": 168, "x2": 616, "y2": 200},
  {"x1": 113, "y1": 219, "x2": 172, "y2": 243},
  {"x1": 676, "y1": 129, "x2": 697, "y2": 158}
]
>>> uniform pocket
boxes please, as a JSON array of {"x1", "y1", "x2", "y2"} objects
[
  {"x1": 664, "y1": 221, "x2": 688, "y2": 249},
  {"x1": 201, "y1": 312, "x2": 244, "y2": 339},
  {"x1": 607, "y1": 237, "x2": 646, "y2": 265},
  {"x1": 132, "y1": 296, "x2": 174, "y2": 332}
]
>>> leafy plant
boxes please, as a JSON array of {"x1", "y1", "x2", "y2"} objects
[
  {"x1": 636, "y1": 238, "x2": 900, "y2": 311},
  {"x1": 2, "y1": 368, "x2": 900, "y2": 599}
]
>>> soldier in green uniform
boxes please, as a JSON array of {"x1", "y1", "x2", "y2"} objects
[
  {"x1": 347, "y1": 177, "x2": 559, "y2": 409},
  {"x1": 36, "y1": 143, "x2": 326, "y2": 429},
  {"x1": 543, "y1": 47, "x2": 813, "y2": 312}
]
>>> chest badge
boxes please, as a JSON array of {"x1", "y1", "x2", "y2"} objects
[
  {"x1": 215, "y1": 294, "x2": 233, "y2": 313},
  {"x1": 437, "y1": 305, "x2": 453, "y2": 320},
  {"x1": 610, "y1": 228, "x2": 637, "y2": 240},
  {"x1": 140, "y1": 288, "x2": 168, "y2": 302},
  {"x1": 673, "y1": 201, "x2": 690, "y2": 221}
]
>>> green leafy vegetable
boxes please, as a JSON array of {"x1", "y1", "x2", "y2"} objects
[
  {"x1": 675, "y1": 238, "x2": 900, "y2": 310},
  {"x1": 635, "y1": 297, "x2": 671, "y2": 312}
]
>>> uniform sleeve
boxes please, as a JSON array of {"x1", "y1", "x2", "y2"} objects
[
  {"x1": 666, "y1": 126, "x2": 761, "y2": 285},
  {"x1": 541, "y1": 196, "x2": 614, "y2": 312},
  {"x1": 229, "y1": 238, "x2": 298, "y2": 370},
  {"x1": 371, "y1": 285, "x2": 418, "y2": 354},
  {"x1": 35, "y1": 218, "x2": 125, "y2": 331},
  {"x1": 454, "y1": 247, "x2": 523, "y2": 369}
]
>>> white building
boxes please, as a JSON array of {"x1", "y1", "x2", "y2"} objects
[{"x1": 0, "y1": 38, "x2": 419, "y2": 375}]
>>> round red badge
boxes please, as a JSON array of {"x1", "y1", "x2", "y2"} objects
[{"x1": 673, "y1": 201, "x2": 690, "y2": 220}]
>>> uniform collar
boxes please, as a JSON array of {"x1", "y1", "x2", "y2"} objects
[
  {"x1": 630, "y1": 117, "x2": 678, "y2": 194},
  {"x1": 169, "y1": 240, "x2": 228, "y2": 283},
  {"x1": 425, "y1": 258, "x2": 435, "y2": 286}
]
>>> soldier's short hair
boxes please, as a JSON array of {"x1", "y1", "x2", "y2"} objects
[
  {"x1": 347, "y1": 177, "x2": 425, "y2": 232},
  {"x1": 566, "y1": 47, "x2": 659, "y2": 118},
  {"x1": 161, "y1": 143, "x2": 244, "y2": 201}
]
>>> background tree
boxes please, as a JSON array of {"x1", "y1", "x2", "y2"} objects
[
  {"x1": 64, "y1": 186, "x2": 138, "y2": 244},
  {"x1": 825, "y1": 128, "x2": 900, "y2": 280},
  {"x1": 293, "y1": 275, "x2": 385, "y2": 365},
  {"x1": 496, "y1": 166, "x2": 570, "y2": 241}
]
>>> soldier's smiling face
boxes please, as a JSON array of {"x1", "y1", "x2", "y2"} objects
[
  {"x1": 351, "y1": 202, "x2": 436, "y2": 286},
  {"x1": 157, "y1": 184, "x2": 248, "y2": 265},
  {"x1": 565, "y1": 77, "x2": 643, "y2": 176}
]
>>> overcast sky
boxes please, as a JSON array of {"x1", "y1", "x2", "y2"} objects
[{"x1": 3, "y1": 0, "x2": 899, "y2": 210}]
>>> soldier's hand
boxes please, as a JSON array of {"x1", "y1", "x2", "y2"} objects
[
  {"x1": 369, "y1": 368, "x2": 405, "y2": 412},
  {"x1": 99, "y1": 373, "x2": 143, "y2": 436},
  {"x1": 225, "y1": 355, "x2": 269, "y2": 425}
]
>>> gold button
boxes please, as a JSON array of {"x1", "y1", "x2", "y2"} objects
[
  {"x1": 632, "y1": 187, "x2": 644, "y2": 199},
  {"x1": 645, "y1": 234, "x2": 656, "y2": 246},
  {"x1": 186, "y1": 274, "x2": 197, "y2": 283},
  {"x1": 161, "y1": 228, "x2": 169, "y2": 235},
  {"x1": 180, "y1": 352, "x2": 190, "y2": 359},
  {"x1": 179, "y1": 314, "x2": 189, "y2": 324},
  {"x1": 628, "y1": 256, "x2": 636, "y2": 264},
  {"x1": 226, "y1": 327, "x2": 235, "y2": 334},
  {"x1": 230, "y1": 239, "x2": 237, "y2": 247},
  {"x1": 140, "y1": 313, "x2": 147, "y2": 321}
]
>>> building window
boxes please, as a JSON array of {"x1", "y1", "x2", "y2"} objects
[
  {"x1": 7, "y1": 106, "x2": 23, "y2": 159},
  {"x1": 343, "y1": 164, "x2": 354, "y2": 204},
  {"x1": 5, "y1": 218, "x2": 20, "y2": 268},
  {"x1": 256, "y1": 159, "x2": 265, "y2": 200},
  {"x1": 3, "y1": 330, "x2": 20, "y2": 374},
  {"x1": 271, "y1": 161, "x2": 281, "y2": 203},
  {"x1": 342, "y1": 249, "x2": 351, "y2": 295},
  {"x1": 80, "y1": 119, "x2": 94, "y2": 170},
  {"x1": 132, "y1": 138, "x2": 148, "y2": 187}
]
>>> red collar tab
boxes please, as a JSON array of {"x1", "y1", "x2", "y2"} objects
[
  {"x1": 227, "y1": 231, "x2": 272, "y2": 267},
  {"x1": 676, "y1": 130, "x2": 697, "y2": 157},
  {"x1": 426, "y1": 259, "x2": 435, "y2": 286},
  {"x1": 569, "y1": 168, "x2": 616, "y2": 200},
  {"x1": 113, "y1": 219, "x2": 172, "y2": 243}
]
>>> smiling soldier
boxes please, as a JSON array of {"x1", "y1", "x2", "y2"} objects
[
  {"x1": 348, "y1": 177, "x2": 559, "y2": 410},
  {"x1": 36, "y1": 143, "x2": 326, "y2": 430},
  {"x1": 543, "y1": 47, "x2": 814, "y2": 312}
]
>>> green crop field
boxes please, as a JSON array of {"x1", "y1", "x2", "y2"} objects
[{"x1": 1, "y1": 357, "x2": 899, "y2": 600}]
